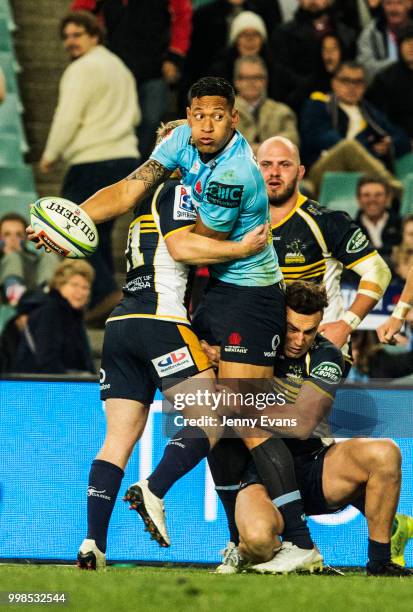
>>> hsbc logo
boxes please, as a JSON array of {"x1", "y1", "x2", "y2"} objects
[{"x1": 152, "y1": 346, "x2": 195, "y2": 378}]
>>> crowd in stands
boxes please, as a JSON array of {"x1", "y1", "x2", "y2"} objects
[{"x1": 2, "y1": 0, "x2": 413, "y2": 380}]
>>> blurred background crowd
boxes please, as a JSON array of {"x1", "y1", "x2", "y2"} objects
[{"x1": 1, "y1": 0, "x2": 413, "y2": 381}]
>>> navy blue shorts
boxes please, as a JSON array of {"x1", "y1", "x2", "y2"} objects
[
  {"x1": 239, "y1": 446, "x2": 347, "y2": 516},
  {"x1": 100, "y1": 317, "x2": 211, "y2": 403},
  {"x1": 192, "y1": 279, "x2": 286, "y2": 367}
]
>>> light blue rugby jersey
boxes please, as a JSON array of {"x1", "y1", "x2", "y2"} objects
[{"x1": 150, "y1": 124, "x2": 282, "y2": 286}]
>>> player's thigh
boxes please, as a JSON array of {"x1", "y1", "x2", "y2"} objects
[{"x1": 322, "y1": 439, "x2": 385, "y2": 507}]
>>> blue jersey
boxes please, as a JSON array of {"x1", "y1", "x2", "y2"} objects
[{"x1": 151, "y1": 124, "x2": 282, "y2": 286}]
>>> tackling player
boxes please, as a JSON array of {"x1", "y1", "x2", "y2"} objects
[
  {"x1": 232, "y1": 282, "x2": 413, "y2": 577},
  {"x1": 377, "y1": 264, "x2": 413, "y2": 344}
]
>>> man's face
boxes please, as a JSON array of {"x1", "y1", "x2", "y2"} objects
[
  {"x1": 62, "y1": 22, "x2": 98, "y2": 60},
  {"x1": 322, "y1": 35, "x2": 341, "y2": 73},
  {"x1": 0, "y1": 220, "x2": 26, "y2": 253},
  {"x1": 400, "y1": 38, "x2": 413, "y2": 67},
  {"x1": 332, "y1": 66, "x2": 367, "y2": 105},
  {"x1": 236, "y1": 29, "x2": 264, "y2": 56},
  {"x1": 357, "y1": 182, "x2": 390, "y2": 221},
  {"x1": 383, "y1": 0, "x2": 411, "y2": 28},
  {"x1": 257, "y1": 140, "x2": 304, "y2": 205},
  {"x1": 187, "y1": 96, "x2": 238, "y2": 155},
  {"x1": 299, "y1": 0, "x2": 331, "y2": 13},
  {"x1": 234, "y1": 62, "x2": 267, "y2": 103},
  {"x1": 284, "y1": 307, "x2": 322, "y2": 358}
]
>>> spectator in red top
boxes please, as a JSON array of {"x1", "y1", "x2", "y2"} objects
[{"x1": 70, "y1": 0, "x2": 192, "y2": 159}]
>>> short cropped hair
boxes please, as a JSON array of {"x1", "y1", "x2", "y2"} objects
[
  {"x1": 60, "y1": 10, "x2": 104, "y2": 44},
  {"x1": 188, "y1": 77, "x2": 235, "y2": 109},
  {"x1": 356, "y1": 176, "x2": 390, "y2": 197},
  {"x1": 333, "y1": 60, "x2": 365, "y2": 79},
  {"x1": 50, "y1": 259, "x2": 95, "y2": 291},
  {"x1": 0, "y1": 212, "x2": 27, "y2": 234},
  {"x1": 286, "y1": 280, "x2": 328, "y2": 315}
]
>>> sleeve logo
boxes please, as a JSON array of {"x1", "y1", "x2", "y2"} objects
[
  {"x1": 346, "y1": 228, "x2": 369, "y2": 254},
  {"x1": 310, "y1": 361, "x2": 342, "y2": 384},
  {"x1": 173, "y1": 185, "x2": 196, "y2": 221},
  {"x1": 205, "y1": 181, "x2": 244, "y2": 208}
]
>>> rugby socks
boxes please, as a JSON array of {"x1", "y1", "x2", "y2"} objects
[
  {"x1": 86, "y1": 459, "x2": 124, "y2": 554},
  {"x1": 214, "y1": 489, "x2": 239, "y2": 545},
  {"x1": 147, "y1": 426, "x2": 210, "y2": 499},
  {"x1": 251, "y1": 438, "x2": 314, "y2": 550},
  {"x1": 368, "y1": 539, "x2": 391, "y2": 570}
]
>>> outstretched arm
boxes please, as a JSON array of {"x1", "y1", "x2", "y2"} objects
[{"x1": 377, "y1": 265, "x2": 413, "y2": 344}]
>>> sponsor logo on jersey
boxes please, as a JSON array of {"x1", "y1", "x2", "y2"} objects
[
  {"x1": 195, "y1": 180, "x2": 202, "y2": 195},
  {"x1": 285, "y1": 239, "x2": 305, "y2": 264},
  {"x1": 286, "y1": 364, "x2": 304, "y2": 383},
  {"x1": 205, "y1": 181, "x2": 244, "y2": 208},
  {"x1": 99, "y1": 368, "x2": 111, "y2": 391},
  {"x1": 264, "y1": 334, "x2": 281, "y2": 357},
  {"x1": 346, "y1": 228, "x2": 369, "y2": 254},
  {"x1": 310, "y1": 361, "x2": 342, "y2": 384},
  {"x1": 152, "y1": 346, "x2": 195, "y2": 377},
  {"x1": 225, "y1": 332, "x2": 248, "y2": 354},
  {"x1": 189, "y1": 161, "x2": 200, "y2": 174},
  {"x1": 306, "y1": 203, "x2": 322, "y2": 216},
  {"x1": 173, "y1": 186, "x2": 197, "y2": 221}
]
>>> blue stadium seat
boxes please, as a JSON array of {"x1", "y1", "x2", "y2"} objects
[
  {"x1": 0, "y1": 0, "x2": 16, "y2": 31},
  {"x1": 0, "y1": 192, "x2": 38, "y2": 219},
  {"x1": 0, "y1": 51, "x2": 21, "y2": 96},
  {"x1": 0, "y1": 134, "x2": 24, "y2": 165},
  {"x1": 400, "y1": 174, "x2": 413, "y2": 217},
  {"x1": 395, "y1": 153, "x2": 413, "y2": 182},
  {"x1": 319, "y1": 171, "x2": 363, "y2": 218},
  {"x1": 0, "y1": 165, "x2": 36, "y2": 194}
]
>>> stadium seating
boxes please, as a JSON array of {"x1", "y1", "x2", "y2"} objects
[
  {"x1": 0, "y1": 17, "x2": 13, "y2": 52},
  {"x1": 0, "y1": 0, "x2": 16, "y2": 31},
  {"x1": 400, "y1": 174, "x2": 413, "y2": 217},
  {"x1": 0, "y1": 166, "x2": 36, "y2": 194},
  {"x1": 318, "y1": 171, "x2": 362, "y2": 218},
  {"x1": 0, "y1": 94, "x2": 28, "y2": 151},
  {"x1": 0, "y1": 192, "x2": 37, "y2": 219},
  {"x1": 0, "y1": 134, "x2": 24, "y2": 165},
  {"x1": 396, "y1": 153, "x2": 413, "y2": 182}
]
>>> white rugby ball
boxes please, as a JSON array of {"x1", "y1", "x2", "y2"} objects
[{"x1": 30, "y1": 197, "x2": 99, "y2": 259}]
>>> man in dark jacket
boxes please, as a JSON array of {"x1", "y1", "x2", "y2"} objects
[
  {"x1": 367, "y1": 23, "x2": 413, "y2": 140},
  {"x1": 354, "y1": 176, "x2": 401, "y2": 266},
  {"x1": 270, "y1": 0, "x2": 356, "y2": 80},
  {"x1": 300, "y1": 61, "x2": 410, "y2": 194}
]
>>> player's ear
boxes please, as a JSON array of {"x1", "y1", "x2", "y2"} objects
[
  {"x1": 298, "y1": 164, "x2": 306, "y2": 181},
  {"x1": 231, "y1": 108, "x2": 239, "y2": 129},
  {"x1": 186, "y1": 106, "x2": 191, "y2": 124}
]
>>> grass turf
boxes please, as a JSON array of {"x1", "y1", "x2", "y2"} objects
[{"x1": 0, "y1": 565, "x2": 413, "y2": 612}]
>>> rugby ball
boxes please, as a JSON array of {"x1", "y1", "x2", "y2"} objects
[{"x1": 30, "y1": 197, "x2": 99, "y2": 259}]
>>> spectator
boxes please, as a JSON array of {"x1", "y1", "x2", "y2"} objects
[
  {"x1": 234, "y1": 55, "x2": 299, "y2": 152},
  {"x1": 392, "y1": 215, "x2": 413, "y2": 281},
  {"x1": 0, "y1": 213, "x2": 59, "y2": 308},
  {"x1": 300, "y1": 61, "x2": 410, "y2": 195},
  {"x1": 39, "y1": 11, "x2": 140, "y2": 325},
  {"x1": 209, "y1": 10, "x2": 298, "y2": 104},
  {"x1": 355, "y1": 176, "x2": 401, "y2": 264},
  {"x1": 349, "y1": 328, "x2": 413, "y2": 380},
  {"x1": 270, "y1": 0, "x2": 357, "y2": 81},
  {"x1": 184, "y1": 0, "x2": 281, "y2": 89},
  {"x1": 337, "y1": 0, "x2": 384, "y2": 34},
  {"x1": 287, "y1": 32, "x2": 345, "y2": 112},
  {"x1": 14, "y1": 260, "x2": 95, "y2": 375},
  {"x1": 367, "y1": 23, "x2": 413, "y2": 140},
  {"x1": 357, "y1": 0, "x2": 412, "y2": 80}
]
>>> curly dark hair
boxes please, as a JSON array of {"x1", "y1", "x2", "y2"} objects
[
  {"x1": 286, "y1": 280, "x2": 328, "y2": 315},
  {"x1": 188, "y1": 77, "x2": 235, "y2": 109}
]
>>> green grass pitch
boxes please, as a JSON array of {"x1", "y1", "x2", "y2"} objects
[{"x1": 1, "y1": 565, "x2": 413, "y2": 612}]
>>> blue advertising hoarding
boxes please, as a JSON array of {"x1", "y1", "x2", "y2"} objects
[{"x1": 0, "y1": 380, "x2": 412, "y2": 566}]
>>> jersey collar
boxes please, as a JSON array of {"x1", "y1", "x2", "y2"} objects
[{"x1": 271, "y1": 192, "x2": 308, "y2": 229}]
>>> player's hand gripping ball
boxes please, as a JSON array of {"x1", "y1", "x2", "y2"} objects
[{"x1": 30, "y1": 197, "x2": 99, "y2": 258}]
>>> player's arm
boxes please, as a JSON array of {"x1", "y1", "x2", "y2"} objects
[
  {"x1": 165, "y1": 224, "x2": 267, "y2": 264},
  {"x1": 81, "y1": 160, "x2": 172, "y2": 223},
  {"x1": 377, "y1": 265, "x2": 413, "y2": 343},
  {"x1": 320, "y1": 214, "x2": 391, "y2": 347}
]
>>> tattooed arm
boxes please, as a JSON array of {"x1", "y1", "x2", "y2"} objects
[{"x1": 81, "y1": 159, "x2": 172, "y2": 224}]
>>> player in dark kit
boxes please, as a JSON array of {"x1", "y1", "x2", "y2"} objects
[{"x1": 233, "y1": 281, "x2": 413, "y2": 577}]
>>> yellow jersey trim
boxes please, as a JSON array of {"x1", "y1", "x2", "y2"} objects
[
  {"x1": 163, "y1": 224, "x2": 195, "y2": 240},
  {"x1": 271, "y1": 193, "x2": 308, "y2": 229},
  {"x1": 345, "y1": 250, "x2": 377, "y2": 270},
  {"x1": 296, "y1": 207, "x2": 329, "y2": 253},
  {"x1": 106, "y1": 313, "x2": 190, "y2": 324}
]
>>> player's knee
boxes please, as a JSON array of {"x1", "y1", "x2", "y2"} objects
[
  {"x1": 240, "y1": 520, "x2": 276, "y2": 562},
  {"x1": 369, "y1": 439, "x2": 401, "y2": 477}
]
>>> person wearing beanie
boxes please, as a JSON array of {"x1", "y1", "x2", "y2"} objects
[
  {"x1": 229, "y1": 10, "x2": 267, "y2": 46},
  {"x1": 367, "y1": 22, "x2": 413, "y2": 140}
]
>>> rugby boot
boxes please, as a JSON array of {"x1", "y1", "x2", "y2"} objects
[
  {"x1": 77, "y1": 539, "x2": 106, "y2": 570},
  {"x1": 252, "y1": 541, "x2": 323, "y2": 574},
  {"x1": 367, "y1": 561, "x2": 413, "y2": 576},
  {"x1": 391, "y1": 513, "x2": 413, "y2": 566},
  {"x1": 124, "y1": 479, "x2": 170, "y2": 547},
  {"x1": 215, "y1": 542, "x2": 244, "y2": 574}
]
